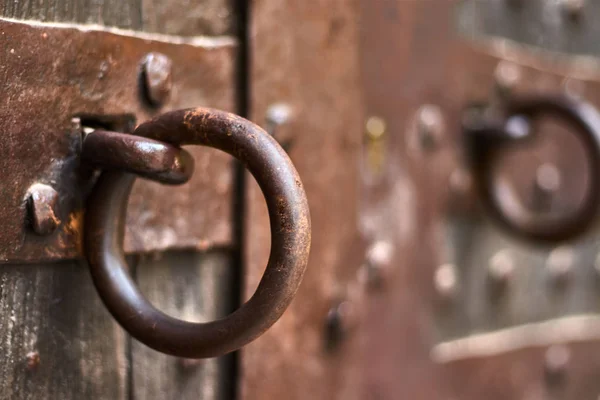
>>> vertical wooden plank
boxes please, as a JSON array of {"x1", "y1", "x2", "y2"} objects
[
  {"x1": 243, "y1": 1, "x2": 366, "y2": 399},
  {"x1": 0, "y1": 0, "x2": 236, "y2": 36},
  {"x1": 0, "y1": 0, "x2": 143, "y2": 30},
  {"x1": 131, "y1": 251, "x2": 236, "y2": 400},
  {"x1": 0, "y1": 262, "x2": 128, "y2": 399},
  {"x1": 141, "y1": 0, "x2": 235, "y2": 36},
  {"x1": 128, "y1": 0, "x2": 239, "y2": 397}
]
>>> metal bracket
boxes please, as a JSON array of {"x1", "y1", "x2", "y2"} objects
[{"x1": 0, "y1": 18, "x2": 237, "y2": 263}]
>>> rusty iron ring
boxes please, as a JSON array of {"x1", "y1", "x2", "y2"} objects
[
  {"x1": 84, "y1": 108, "x2": 311, "y2": 358},
  {"x1": 465, "y1": 95, "x2": 600, "y2": 243},
  {"x1": 82, "y1": 129, "x2": 195, "y2": 185}
]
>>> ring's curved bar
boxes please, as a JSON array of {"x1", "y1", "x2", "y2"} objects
[
  {"x1": 85, "y1": 108, "x2": 311, "y2": 358},
  {"x1": 465, "y1": 95, "x2": 600, "y2": 243},
  {"x1": 82, "y1": 129, "x2": 195, "y2": 185}
]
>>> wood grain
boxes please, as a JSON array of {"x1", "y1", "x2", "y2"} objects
[
  {"x1": 141, "y1": 0, "x2": 235, "y2": 36},
  {"x1": 1, "y1": 0, "x2": 143, "y2": 30},
  {"x1": 0, "y1": 0, "x2": 235, "y2": 36},
  {"x1": 0, "y1": 262, "x2": 128, "y2": 400},
  {"x1": 131, "y1": 251, "x2": 236, "y2": 400},
  {"x1": 242, "y1": 1, "x2": 366, "y2": 399}
]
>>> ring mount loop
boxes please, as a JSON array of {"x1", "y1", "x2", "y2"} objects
[
  {"x1": 85, "y1": 108, "x2": 311, "y2": 358},
  {"x1": 465, "y1": 95, "x2": 600, "y2": 243},
  {"x1": 82, "y1": 129, "x2": 195, "y2": 185}
]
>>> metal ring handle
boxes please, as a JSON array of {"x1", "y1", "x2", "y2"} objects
[
  {"x1": 465, "y1": 95, "x2": 600, "y2": 243},
  {"x1": 85, "y1": 108, "x2": 311, "y2": 358}
]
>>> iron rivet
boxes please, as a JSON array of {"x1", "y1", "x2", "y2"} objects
[
  {"x1": 365, "y1": 116, "x2": 387, "y2": 175},
  {"x1": 487, "y1": 249, "x2": 515, "y2": 291},
  {"x1": 365, "y1": 116, "x2": 386, "y2": 140},
  {"x1": 265, "y1": 103, "x2": 293, "y2": 136},
  {"x1": 563, "y1": 78, "x2": 586, "y2": 100},
  {"x1": 141, "y1": 52, "x2": 173, "y2": 107},
  {"x1": 544, "y1": 345, "x2": 570, "y2": 384},
  {"x1": 434, "y1": 263, "x2": 458, "y2": 300},
  {"x1": 26, "y1": 183, "x2": 60, "y2": 236},
  {"x1": 505, "y1": 115, "x2": 531, "y2": 139},
  {"x1": 361, "y1": 240, "x2": 394, "y2": 290},
  {"x1": 494, "y1": 61, "x2": 521, "y2": 97},
  {"x1": 546, "y1": 246, "x2": 574, "y2": 286},
  {"x1": 560, "y1": 0, "x2": 585, "y2": 19},
  {"x1": 532, "y1": 163, "x2": 562, "y2": 212},
  {"x1": 416, "y1": 105, "x2": 444, "y2": 151},
  {"x1": 325, "y1": 299, "x2": 356, "y2": 351},
  {"x1": 449, "y1": 168, "x2": 473, "y2": 196},
  {"x1": 26, "y1": 351, "x2": 40, "y2": 370}
]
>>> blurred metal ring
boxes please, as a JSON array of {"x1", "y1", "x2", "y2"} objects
[{"x1": 465, "y1": 95, "x2": 600, "y2": 243}]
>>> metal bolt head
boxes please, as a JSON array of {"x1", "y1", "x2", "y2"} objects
[
  {"x1": 532, "y1": 163, "x2": 562, "y2": 212},
  {"x1": 141, "y1": 52, "x2": 173, "y2": 107},
  {"x1": 546, "y1": 246, "x2": 574, "y2": 286},
  {"x1": 505, "y1": 115, "x2": 531, "y2": 140},
  {"x1": 365, "y1": 116, "x2": 387, "y2": 140},
  {"x1": 361, "y1": 240, "x2": 394, "y2": 290},
  {"x1": 561, "y1": 0, "x2": 585, "y2": 19},
  {"x1": 265, "y1": 103, "x2": 294, "y2": 139},
  {"x1": 449, "y1": 168, "x2": 473, "y2": 196},
  {"x1": 536, "y1": 163, "x2": 562, "y2": 195},
  {"x1": 26, "y1": 183, "x2": 60, "y2": 236},
  {"x1": 563, "y1": 78, "x2": 586, "y2": 100},
  {"x1": 434, "y1": 263, "x2": 458, "y2": 300},
  {"x1": 325, "y1": 300, "x2": 356, "y2": 351},
  {"x1": 544, "y1": 345, "x2": 570, "y2": 384},
  {"x1": 26, "y1": 351, "x2": 40, "y2": 370},
  {"x1": 266, "y1": 103, "x2": 293, "y2": 128},
  {"x1": 487, "y1": 249, "x2": 515, "y2": 290},
  {"x1": 415, "y1": 104, "x2": 444, "y2": 151},
  {"x1": 494, "y1": 61, "x2": 521, "y2": 97}
]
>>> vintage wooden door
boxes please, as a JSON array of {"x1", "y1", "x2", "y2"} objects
[
  {"x1": 4, "y1": 1, "x2": 600, "y2": 399},
  {"x1": 0, "y1": 0, "x2": 363, "y2": 398}
]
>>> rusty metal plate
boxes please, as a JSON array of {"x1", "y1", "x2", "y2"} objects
[
  {"x1": 0, "y1": 18, "x2": 236, "y2": 263},
  {"x1": 360, "y1": 0, "x2": 600, "y2": 399},
  {"x1": 241, "y1": 1, "x2": 367, "y2": 400}
]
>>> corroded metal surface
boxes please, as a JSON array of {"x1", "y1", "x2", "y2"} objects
[
  {"x1": 465, "y1": 95, "x2": 600, "y2": 243},
  {"x1": 0, "y1": 18, "x2": 236, "y2": 262},
  {"x1": 85, "y1": 108, "x2": 310, "y2": 358},
  {"x1": 360, "y1": 0, "x2": 600, "y2": 399},
  {"x1": 242, "y1": 1, "x2": 366, "y2": 399},
  {"x1": 81, "y1": 129, "x2": 195, "y2": 185}
]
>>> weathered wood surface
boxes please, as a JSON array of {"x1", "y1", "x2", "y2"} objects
[
  {"x1": 132, "y1": 251, "x2": 236, "y2": 400},
  {"x1": 242, "y1": 1, "x2": 365, "y2": 399},
  {"x1": 141, "y1": 0, "x2": 234, "y2": 36},
  {"x1": 0, "y1": 0, "x2": 235, "y2": 35},
  {"x1": 0, "y1": 262, "x2": 128, "y2": 400},
  {"x1": 0, "y1": 0, "x2": 238, "y2": 399},
  {"x1": 1, "y1": 0, "x2": 143, "y2": 29}
]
